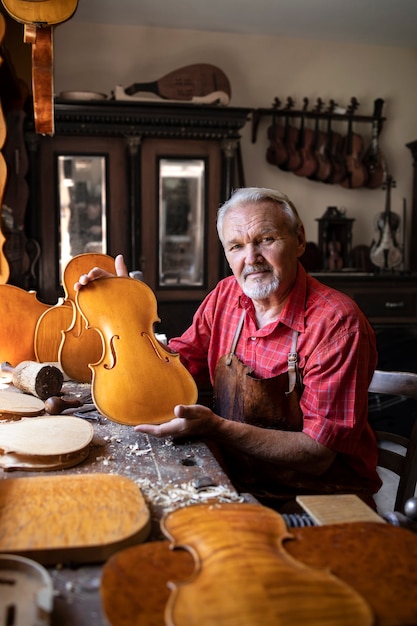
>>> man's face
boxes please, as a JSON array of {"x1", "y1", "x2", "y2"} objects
[{"x1": 222, "y1": 201, "x2": 306, "y2": 301}]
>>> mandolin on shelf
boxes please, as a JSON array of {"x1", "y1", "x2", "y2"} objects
[{"x1": 123, "y1": 63, "x2": 231, "y2": 102}]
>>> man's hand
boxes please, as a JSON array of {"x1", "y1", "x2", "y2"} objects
[
  {"x1": 134, "y1": 404, "x2": 221, "y2": 439},
  {"x1": 74, "y1": 254, "x2": 129, "y2": 291}
]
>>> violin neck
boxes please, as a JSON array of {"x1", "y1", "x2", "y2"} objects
[{"x1": 384, "y1": 176, "x2": 393, "y2": 216}]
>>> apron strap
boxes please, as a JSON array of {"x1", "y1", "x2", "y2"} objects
[
  {"x1": 226, "y1": 311, "x2": 300, "y2": 393},
  {"x1": 226, "y1": 310, "x2": 246, "y2": 365},
  {"x1": 286, "y1": 329, "x2": 300, "y2": 395}
]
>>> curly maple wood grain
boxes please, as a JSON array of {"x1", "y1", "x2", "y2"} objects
[
  {"x1": 101, "y1": 515, "x2": 417, "y2": 626},
  {"x1": 0, "y1": 474, "x2": 151, "y2": 564},
  {"x1": 161, "y1": 503, "x2": 373, "y2": 626},
  {"x1": 286, "y1": 522, "x2": 417, "y2": 626}
]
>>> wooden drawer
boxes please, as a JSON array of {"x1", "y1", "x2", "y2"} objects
[
  {"x1": 312, "y1": 273, "x2": 417, "y2": 326},
  {"x1": 353, "y1": 288, "x2": 417, "y2": 323}
]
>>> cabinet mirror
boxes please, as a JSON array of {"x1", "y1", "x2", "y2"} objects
[
  {"x1": 58, "y1": 155, "x2": 107, "y2": 279},
  {"x1": 158, "y1": 158, "x2": 205, "y2": 288}
]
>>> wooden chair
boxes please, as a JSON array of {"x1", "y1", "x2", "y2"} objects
[{"x1": 369, "y1": 369, "x2": 417, "y2": 512}]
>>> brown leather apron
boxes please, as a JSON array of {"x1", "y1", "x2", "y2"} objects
[{"x1": 212, "y1": 311, "x2": 373, "y2": 508}]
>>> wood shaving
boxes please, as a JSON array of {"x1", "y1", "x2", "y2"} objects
[{"x1": 133, "y1": 476, "x2": 245, "y2": 514}]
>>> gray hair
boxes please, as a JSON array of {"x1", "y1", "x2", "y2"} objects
[{"x1": 217, "y1": 187, "x2": 303, "y2": 244}]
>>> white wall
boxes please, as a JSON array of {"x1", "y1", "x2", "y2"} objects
[{"x1": 54, "y1": 21, "x2": 417, "y2": 265}]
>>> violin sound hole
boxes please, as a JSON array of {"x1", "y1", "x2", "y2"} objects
[
  {"x1": 104, "y1": 335, "x2": 120, "y2": 370},
  {"x1": 141, "y1": 332, "x2": 170, "y2": 362}
]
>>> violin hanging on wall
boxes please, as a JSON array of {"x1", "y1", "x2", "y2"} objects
[
  {"x1": 1, "y1": 0, "x2": 79, "y2": 135},
  {"x1": 362, "y1": 98, "x2": 387, "y2": 189},
  {"x1": 370, "y1": 175, "x2": 403, "y2": 270},
  {"x1": 260, "y1": 96, "x2": 386, "y2": 190},
  {"x1": 341, "y1": 98, "x2": 368, "y2": 189}
]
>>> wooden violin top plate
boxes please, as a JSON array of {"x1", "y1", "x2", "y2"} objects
[
  {"x1": 0, "y1": 414, "x2": 92, "y2": 452},
  {"x1": 0, "y1": 474, "x2": 151, "y2": 564},
  {"x1": 0, "y1": 285, "x2": 50, "y2": 366},
  {"x1": 76, "y1": 276, "x2": 198, "y2": 425},
  {"x1": 34, "y1": 299, "x2": 73, "y2": 363},
  {"x1": 55, "y1": 253, "x2": 117, "y2": 383},
  {"x1": 160, "y1": 503, "x2": 373, "y2": 626},
  {"x1": 0, "y1": 389, "x2": 45, "y2": 416}
]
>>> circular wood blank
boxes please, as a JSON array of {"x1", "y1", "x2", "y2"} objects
[
  {"x1": 0, "y1": 415, "x2": 94, "y2": 456},
  {"x1": 0, "y1": 390, "x2": 45, "y2": 416}
]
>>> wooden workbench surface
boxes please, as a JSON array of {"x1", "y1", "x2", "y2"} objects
[
  {"x1": 2, "y1": 382, "x2": 417, "y2": 626},
  {"x1": 0, "y1": 382, "x2": 243, "y2": 625}
]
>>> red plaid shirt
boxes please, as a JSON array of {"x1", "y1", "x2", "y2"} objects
[{"x1": 170, "y1": 262, "x2": 381, "y2": 492}]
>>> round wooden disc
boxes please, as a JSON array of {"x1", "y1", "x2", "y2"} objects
[
  {"x1": 0, "y1": 390, "x2": 45, "y2": 416},
  {"x1": 0, "y1": 415, "x2": 94, "y2": 456}
]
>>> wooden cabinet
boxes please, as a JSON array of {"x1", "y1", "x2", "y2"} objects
[
  {"x1": 406, "y1": 139, "x2": 417, "y2": 273},
  {"x1": 25, "y1": 99, "x2": 250, "y2": 337},
  {"x1": 312, "y1": 273, "x2": 417, "y2": 326}
]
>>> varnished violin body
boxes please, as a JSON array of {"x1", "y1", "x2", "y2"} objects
[
  {"x1": 293, "y1": 100, "x2": 317, "y2": 178},
  {"x1": 0, "y1": 284, "x2": 49, "y2": 366},
  {"x1": 341, "y1": 99, "x2": 368, "y2": 189},
  {"x1": 34, "y1": 253, "x2": 115, "y2": 382},
  {"x1": 370, "y1": 175, "x2": 402, "y2": 270},
  {"x1": 76, "y1": 276, "x2": 198, "y2": 425}
]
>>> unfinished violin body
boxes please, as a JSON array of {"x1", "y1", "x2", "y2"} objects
[
  {"x1": 34, "y1": 253, "x2": 115, "y2": 382},
  {"x1": 76, "y1": 276, "x2": 198, "y2": 425},
  {"x1": 161, "y1": 503, "x2": 373, "y2": 626}
]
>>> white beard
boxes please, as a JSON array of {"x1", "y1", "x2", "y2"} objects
[{"x1": 242, "y1": 274, "x2": 280, "y2": 299}]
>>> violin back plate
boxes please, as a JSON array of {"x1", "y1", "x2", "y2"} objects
[
  {"x1": 101, "y1": 512, "x2": 417, "y2": 626},
  {"x1": 76, "y1": 276, "x2": 198, "y2": 425},
  {"x1": 160, "y1": 503, "x2": 373, "y2": 626},
  {"x1": 0, "y1": 474, "x2": 151, "y2": 564}
]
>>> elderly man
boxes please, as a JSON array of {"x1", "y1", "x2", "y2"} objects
[{"x1": 76, "y1": 187, "x2": 381, "y2": 509}]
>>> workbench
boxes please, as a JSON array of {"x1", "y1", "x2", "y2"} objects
[
  {"x1": 0, "y1": 382, "x2": 243, "y2": 626},
  {"x1": 2, "y1": 382, "x2": 417, "y2": 626}
]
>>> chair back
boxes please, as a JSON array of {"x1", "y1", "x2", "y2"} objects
[{"x1": 369, "y1": 369, "x2": 417, "y2": 511}]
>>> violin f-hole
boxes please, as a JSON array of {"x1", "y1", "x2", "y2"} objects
[
  {"x1": 141, "y1": 332, "x2": 170, "y2": 362},
  {"x1": 104, "y1": 334, "x2": 120, "y2": 370}
]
